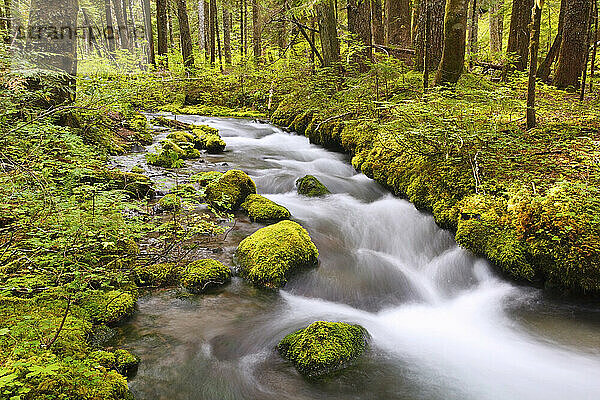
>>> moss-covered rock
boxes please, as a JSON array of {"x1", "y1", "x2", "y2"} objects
[
  {"x1": 192, "y1": 171, "x2": 223, "y2": 186},
  {"x1": 158, "y1": 193, "x2": 181, "y2": 211},
  {"x1": 134, "y1": 262, "x2": 182, "y2": 287},
  {"x1": 296, "y1": 175, "x2": 331, "y2": 197},
  {"x1": 180, "y1": 259, "x2": 231, "y2": 293},
  {"x1": 114, "y1": 349, "x2": 140, "y2": 378},
  {"x1": 103, "y1": 291, "x2": 136, "y2": 325},
  {"x1": 204, "y1": 169, "x2": 257, "y2": 210},
  {"x1": 192, "y1": 127, "x2": 226, "y2": 153},
  {"x1": 241, "y1": 194, "x2": 291, "y2": 222},
  {"x1": 86, "y1": 169, "x2": 155, "y2": 199},
  {"x1": 167, "y1": 130, "x2": 196, "y2": 143},
  {"x1": 234, "y1": 220, "x2": 319, "y2": 288},
  {"x1": 277, "y1": 321, "x2": 368, "y2": 378}
]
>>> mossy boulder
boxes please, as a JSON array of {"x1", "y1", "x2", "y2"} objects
[
  {"x1": 134, "y1": 262, "x2": 182, "y2": 287},
  {"x1": 158, "y1": 193, "x2": 181, "y2": 211},
  {"x1": 204, "y1": 169, "x2": 257, "y2": 210},
  {"x1": 103, "y1": 291, "x2": 136, "y2": 325},
  {"x1": 114, "y1": 349, "x2": 140, "y2": 378},
  {"x1": 241, "y1": 194, "x2": 291, "y2": 222},
  {"x1": 86, "y1": 169, "x2": 155, "y2": 199},
  {"x1": 88, "y1": 349, "x2": 139, "y2": 379},
  {"x1": 296, "y1": 175, "x2": 330, "y2": 197},
  {"x1": 277, "y1": 321, "x2": 369, "y2": 378},
  {"x1": 167, "y1": 130, "x2": 195, "y2": 143},
  {"x1": 180, "y1": 259, "x2": 231, "y2": 293},
  {"x1": 192, "y1": 127, "x2": 226, "y2": 153},
  {"x1": 234, "y1": 220, "x2": 319, "y2": 288},
  {"x1": 192, "y1": 171, "x2": 223, "y2": 186}
]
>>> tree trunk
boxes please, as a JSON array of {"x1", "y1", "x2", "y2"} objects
[
  {"x1": 489, "y1": 0, "x2": 504, "y2": 55},
  {"x1": 111, "y1": 0, "x2": 130, "y2": 50},
  {"x1": 252, "y1": 0, "x2": 261, "y2": 60},
  {"x1": 434, "y1": 0, "x2": 469, "y2": 85},
  {"x1": 167, "y1": 2, "x2": 174, "y2": 49},
  {"x1": 316, "y1": 0, "x2": 340, "y2": 66},
  {"x1": 209, "y1": 0, "x2": 215, "y2": 63},
  {"x1": 27, "y1": 0, "x2": 79, "y2": 101},
  {"x1": 156, "y1": 0, "x2": 169, "y2": 62},
  {"x1": 142, "y1": 0, "x2": 155, "y2": 64},
  {"x1": 536, "y1": 0, "x2": 566, "y2": 81},
  {"x1": 555, "y1": 0, "x2": 592, "y2": 89},
  {"x1": 204, "y1": 1, "x2": 210, "y2": 60},
  {"x1": 506, "y1": 0, "x2": 533, "y2": 71},
  {"x1": 372, "y1": 0, "x2": 384, "y2": 44},
  {"x1": 468, "y1": 0, "x2": 478, "y2": 58},
  {"x1": 386, "y1": 0, "x2": 411, "y2": 46},
  {"x1": 104, "y1": 0, "x2": 116, "y2": 53},
  {"x1": 349, "y1": 0, "x2": 372, "y2": 71},
  {"x1": 223, "y1": 6, "x2": 232, "y2": 64},
  {"x1": 244, "y1": 0, "x2": 248, "y2": 55},
  {"x1": 591, "y1": 0, "x2": 598, "y2": 91},
  {"x1": 176, "y1": 0, "x2": 195, "y2": 70},
  {"x1": 239, "y1": 0, "x2": 244, "y2": 57},
  {"x1": 414, "y1": 0, "x2": 445, "y2": 71},
  {"x1": 213, "y1": 0, "x2": 223, "y2": 68},
  {"x1": 527, "y1": 2, "x2": 542, "y2": 129},
  {"x1": 199, "y1": 0, "x2": 205, "y2": 51}
]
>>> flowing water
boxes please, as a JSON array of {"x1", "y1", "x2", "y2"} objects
[{"x1": 111, "y1": 115, "x2": 600, "y2": 400}]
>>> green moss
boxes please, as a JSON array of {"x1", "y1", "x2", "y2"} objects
[
  {"x1": 234, "y1": 220, "x2": 319, "y2": 288},
  {"x1": 87, "y1": 169, "x2": 155, "y2": 199},
  {"x1": 130, "y1": 165, "x2": 144, "y2": 174},
  {"x1": 296, "y1": 175, "x2": 331, "y2": 197},
  {"x1": 241, "y1": 194, "x2": 291, "y2": 222},
  {"x1": 81, "y1": 290, "x2": 136, "y2": 325},
  {"x1": 114, "y1": 349, "x2": 139, "y2": 378},
  {"x1": 192, "y1": 171, "x2": 223, "y2": 186},
  {"x1": 277, "y1": 321, "x2": 368, "y2": 378},
  {"x1": 180, "y1": 259, "x2": 231, "y2": 293},
  {"x1": 134, "y1": 262, "x2": 182, "y2": 287},
  {"x1": 204, "y1": 169, "x2": 257, "y2": 210},
  {"x1": 158, "y1": 193, "x2": 181, "y2": 211},
  {"x1": 166, "y1": 130, "x2": 196, "y2": 143},
  {"x1": 192, "y1": 127, "x2": 226, "y2": 153}
]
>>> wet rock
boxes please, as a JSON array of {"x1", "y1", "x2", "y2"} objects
[
  {"x1": 277, "y1": 321, "x2": 369, "y2": 378},
  {"x1": 234, "y1": 220, "x2": 318, "y2": 288},
  {"x1": 296, "y1": 175, "x2": 330, "y2": 197},
  {"x1": 204, "y1": 169, "x2": 256, "y2": 210},
  {"x1": 180, "y1": 259, "x2": 231, "y2": 293},
  {"x1": 241, "y1": 194, "x2": 290, "y2": 222}
]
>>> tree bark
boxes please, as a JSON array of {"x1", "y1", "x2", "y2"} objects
[
  {"x1": 506, "y1": 0, "x2": 533, "y2": 71},
  {"x1": 316, "y1": 0, "x2": 340, "y2": 66},
  {"x1": 434, "y1": 0, "x2": 469, "y2": 85},
  {"x1": 111, "y1": 0, "x2": 130, "y2": 50},
  {"x1": 209, "y1": 0, "x2": 215, "y2": 63},
  {"x1": 252, "y1": 0, "x2": 261, "y2": 60},
  {"x1": 386, "y1": 0, "x2": 411, "y2": 46},
  {"x1": 348, "y1": 0, "x2": 372, "y2": 71},
  {"x1": 527, "y1": 2, "x2": 542, "y2": 129},
  {"x1": 591, "y1": 0, "x2": 598, "y2": 91},
  {"x1": 414, "y1": 0, "x2": 445, "y2": 71},
  {"x1": 489, "y1": 0, "x2": 504, "y2": 55},
  {"x1": 204, "y1": 0, "x2": 210, "y2": 60},
  {"x1": 468, "y1": 0, "x2": 478, "y2": 57},
  {"x1": 372, "y1": 0, "x2": 384, "y2": 44},
  {"x1": 199, "y1": 0, "x2": 205, "y2": 51},
  {"x1": 223, "y1": 6, "x2": 232, "y2": 64},
  {"x1": 142, "y1": 0, "x2": 155, "y2": 64},
  {"x1": 176, "y1": 0, "x2": 195, "y2": 70},
  {"x1": 156, "y1": 0, "x2": 169, "y2": 62},
  {"x1": 104, "y1": 0, "x2": 116, "y2": 53},
  {"x1": 555, "y1": 0, "x2": 592, "y2": 89},
  {"x1": 536, "y1": 0, "x2": 566, "y2": 81},
  {"x1": 213, "y1": 0, "x2": 223, "y2": 68}
]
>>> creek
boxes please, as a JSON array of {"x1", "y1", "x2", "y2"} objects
[{"x1": 110, "y1": 115, "x2": 600, "y2": 400}]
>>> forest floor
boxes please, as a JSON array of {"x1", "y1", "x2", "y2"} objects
[{"x1": 0, "y1": 60, "x2": 599, "y2": 399}]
